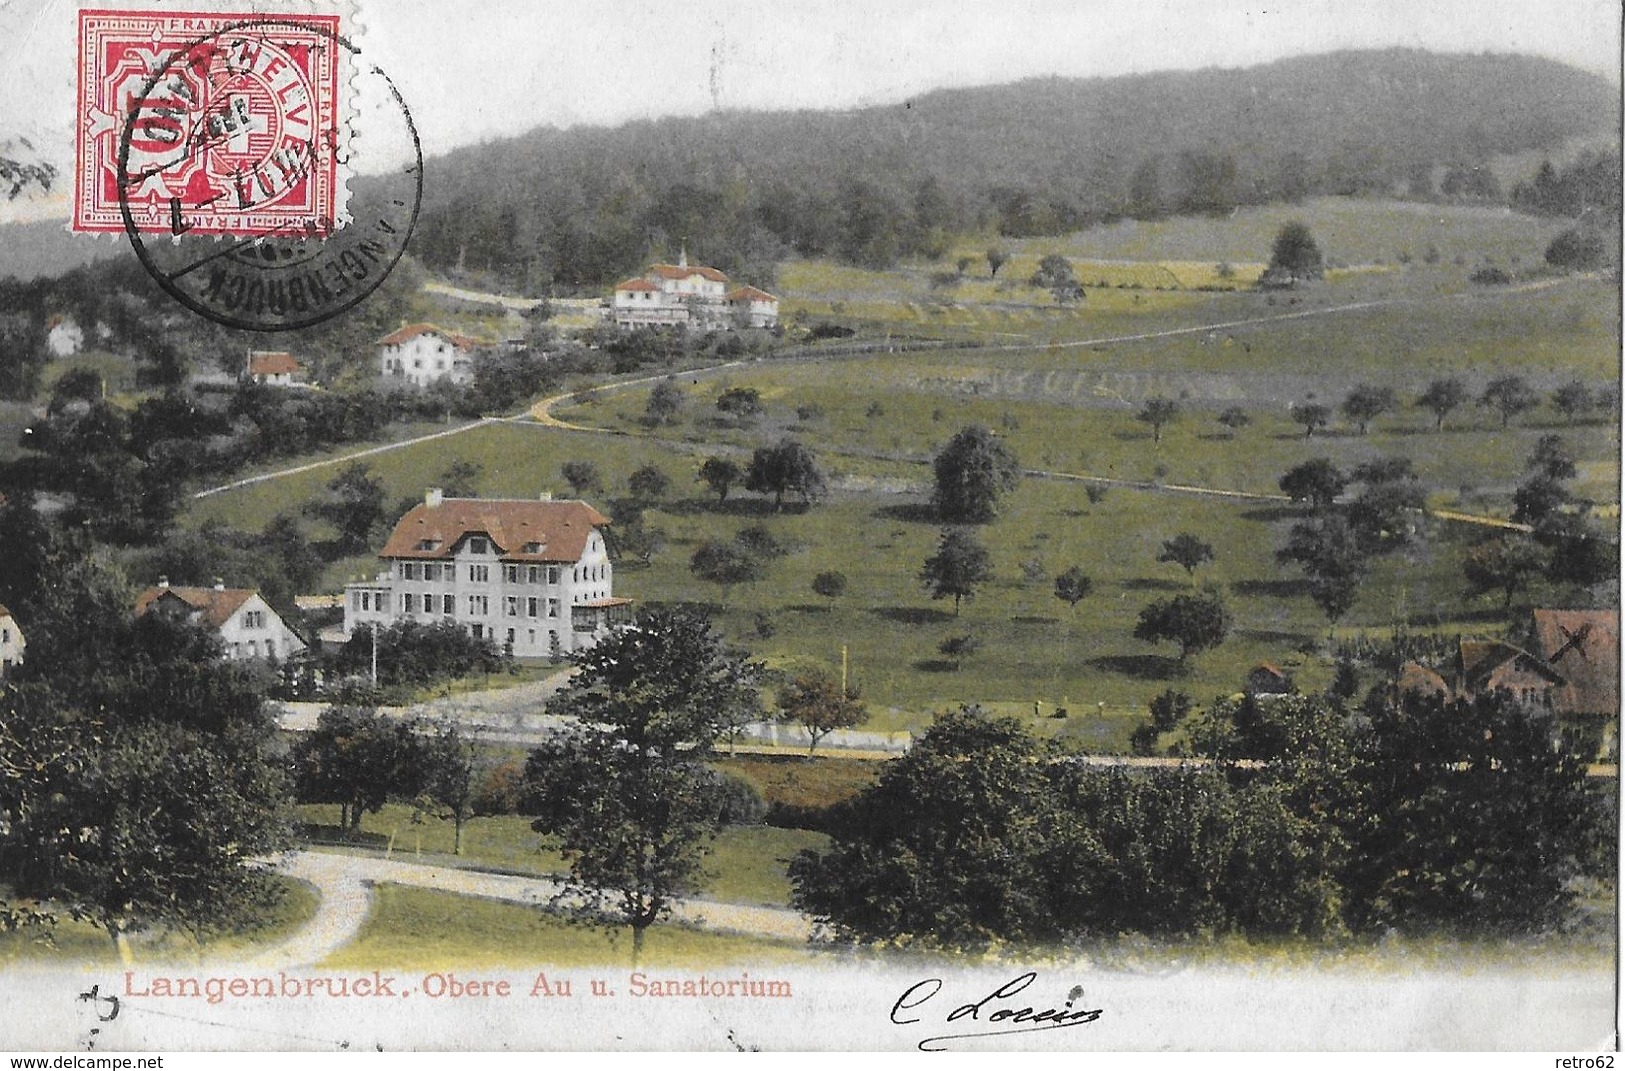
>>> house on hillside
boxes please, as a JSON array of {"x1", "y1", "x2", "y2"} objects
[
  {"x1": 611, "y1": 248, "x2": 778, "y2": 330},
  {"x1": 245, "y1": 350, "x2": 306, "y2": 386},
  {"x1": 343, "y1": 490, "x2": 632, "y2": 658},
  {"x1": 134, "y1": 579, "x2": 306, "y2": 662},
  {"x1": 377, "y1": 323, "x2": 486, "y2": 387},
  {"x1": 46, "y1": 316, "x2": 84, "y2": 358},
  {"x1": 0, "y1": 604, "x2": 25, "y2": 676},
  {"x1": 1525, "y1": 608, "x2": 1619, "y2": 717},
  {"x1": 1245, "y1": 662, "x2": 1294, "y2": 696},
  {"x1": 1450, "y1": 639, "x2": 1567, "y2": 709}
]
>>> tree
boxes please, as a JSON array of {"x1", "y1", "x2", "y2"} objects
[
  {"x1": 627, "y1": 464, "x2": 671, "y2": 502},
  {"x1": 715, "y1": 386, "x2": 762, "y2": 418},
  {"x1": 811, "y1": 570, "x2": 848, "y2": 607},
  {"x1": 560, "y1": 459, "x2": 602, "y2": 497},
  {"x1": 1157, "y1": 533, "x2": 1215, "y2": 581},
  {"x1": 1135, "y1": 397, "x2": 1178, "y2": 444},
  {"x1": 1462, "y1": 536, "x2": 1550, "y2": 610},
  {"x1": 291, "y1": 705, "x2": 417, "y2": 832},
  {"x1": 1148, "y1": 689, "x2": 1193, "y2": 733},
  {"x1": 532, "y1": 607, "x2": 762, "y2": 961},
  {"x1": 1289, "y1": 403, "x2": 1331, "y2": 439},
  {"x1": 1029, "y1": 253, "x2": 1075, "y2": 289},
  {"x1": 985, "y1": 247, "x2": 1009, "y2": 278},
  {"x1": 1479, "y1": 375, "x2": 1538, "y2": 429},
  {"x1": 1216, "y1": 407, "x2": 1251, "y2": 437},
  {"x1": 689, "y1": 541, "x2": 765, "y2": 603},
  {"x1": 413, "y1": 717, "x2": 480, "y2": 855},
  {"x1": 1265, "y1": 221, "x2": 1324, "y2": 283},
  {"x1": 1528, "y1": 434, "x2": 1577, "y2": 481},
  {"x1": 920, "y1": 527, "x2": 993, "y2": 615},
  {"x1": 1340, "y1": 384, "x2": 1395, "y2": 435},
  {"x1": 1133, "y1": 593, "x2": 1231, "y2": 666},
  {"x1": 308, "y1": 462, "x2": 387, "y2": 554},
  {"x1": 437, "y1": 459, "x2": 482, "y2": 498},
  {"x1": 744, "y1": 439, "x2": 825, "y2": 511},
  {"x1": 937, "y1": 632, "x2": 982, "y2": 671},
  {"x1": 1511, "y1": 475, "x2": 1572, "y2": 527},
  {"x1": 1052, "y1": 565, "x2": 1092, "y2": 610},
  {"x1": 1278, "y1": 458, "x2": 1346, "y2": 508},
  {"x1": 930, "y1": 424, "x2": 1022, "y2": 523},
  {"x1": 644, "y1": 380, "x2": 684, "y2": 425},
  {"x1": 777, "y1": 671, "x2": 865, "y2": 754},
  {"x1": 1277, "y1": 514, "x2": 1368, "y2": 627},
  {"x1": 1415, "y1": 377, "x2": 1468, "y2": 431},
  {"x1": 1550, "y1": 381, "x2": 1595, "y2": 425},
  {"x1": 1545, "y1": 228, "x2": 1608, "y2": 271},
  {"x1": 698, "y1": 456, "x2": 743, "y2": 504}
]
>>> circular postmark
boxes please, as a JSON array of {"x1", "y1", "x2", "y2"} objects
[{"x1": 116, "y1": 17, "x2": 421, "y2": 331}]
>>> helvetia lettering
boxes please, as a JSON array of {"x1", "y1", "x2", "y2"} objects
[{"x1": 627, "y1": 972, "x2": 792, "y2": 998}]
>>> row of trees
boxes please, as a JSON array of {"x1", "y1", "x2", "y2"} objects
[{"x1": 790, "y1": 691, "x2": 1604, "y2": 948}]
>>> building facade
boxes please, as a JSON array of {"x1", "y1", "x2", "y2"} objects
[
  {"x1": 0, "y1": 603, "x2": 24, "y2": 676},
  {"x1": 611, "y1": 250, "x2": 778, "y2": 329},
  {"x1": 343, "y1": 491, "x2": 631, "y2": 658},
  {"x1": 246, "y1": 350, "x2": 306, "y2": 386},
  {"x1": 377, "y1": 323, "x2": 485, "y2": 386},
  {"x1": 134, "y1": 580, "x2": 307, "y2": 662}
]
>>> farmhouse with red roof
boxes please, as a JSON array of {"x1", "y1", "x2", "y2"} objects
[
  {"x1": 135, "y1": 578, "x2": 306, "y2": 662},
  {"x1": 377, "y1": 323, "x2": 488, "y2": 387},
  {"x1": 611, "y1": 247, "x2": 778, "y2": 329},
  {"x1": 344, "y1": 489, "x2": 631, "y2": 658},
  {"x1": 245, "y1": 350, "x2": 306, "y2": 386}
]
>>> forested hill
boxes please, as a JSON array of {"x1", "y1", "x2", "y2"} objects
[{"x1": 409, "y1": 48, "x2": 1618, "y2": 291}]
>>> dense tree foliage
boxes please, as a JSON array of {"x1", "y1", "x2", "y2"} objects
[
  {"x1": 931, "y1": 424, "x2": 1022, "y2": 523},
  {"x1": 744, "y1": 439, "x2": 825, "y2": 511},
  {"x1": 776, "y1": 671, "x2": 866, "y2": 754},
  {"x1": 920, "y1": 527, "x2": 993, "y2": 615},
  {"x1": 1133, "y1": 592, "x2": 1231, "y2": 664}
]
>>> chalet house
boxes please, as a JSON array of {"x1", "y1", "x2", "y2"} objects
[
  {"x1": 377, "y1": 323, "x2": 486, "y2": 387},
  {"x1": 1244, "y1": 663, "x2": 1294, "y2": 696},
  {"x1": 611, "y1": 249, "x2": 778, "y2": 330},
  {"x1": 134, "y1": 579, "x2": 306, "y2": 662},
  {"x1": 245, "y1": 350, "x2": 306, "y2": 386},
  {"x1": 0, "y1": 603, "x2": 24, "y2": 676},
  {"x1": 1526, "y1": 609, "x2": 1619, "y2": 717},
  {"x1": 343, "y1": 490, "x2": 632, "y2": 659}
]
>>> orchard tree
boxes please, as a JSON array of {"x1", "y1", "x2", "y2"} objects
[
  {"x1": 1528, "y1": 434, "x2": 1577, "y2": 481},
  {"x1": 689, "y1": 541, "x2": 764, "y2": 603},
  {"x1": 1463, "y1": 536, "x2": 1550, "y2": 610},
  {"x1": 413, "y1": 717, "x2": 480, "y2": 855},
  {"x1": 1052, "y1": 565, "x2": 1092, "y2": 611},
  {"x1": 920, "y1": 527, "x2": 993, "y2": 615},
  {"x1": 1277, "y1": 514, "x2": 1369, "y2": 628},
  {"x1": 1290, "y1": 403, "x2": 1332, "y2": 439},
  {"x1": 985, "y1": 247, "x2": 1009, "y2": 278},
  {"x1": 1216, "y1": 407, "x2": 1251, "y2": 437},
  {"x1": 1340, "y1": 384, "x2": 1395, "y2": 435},
  {"x1": 1279, "y1": 458, "x2": 1346, "y2": 508},
  {"x1": 931, "y1": 424, "x2": 1022, "y2": 523},
  {"x1": 560, "y1": 459, "x2": 602, "y2": 497},
  {"x1": 937, "y1": 633, "x2": 983, "y2": 671},
  {"x1": 1157, "y1": 533, "x2": 1215, "y2": 581},
  {"x1": 531, "y1": 607, "x2": 762, "y2": 961},
  {"x1": 1550, "y1": 380, "x2": 1595, "y2": 425},
  {"x1": 291, "y1": 705, "x2": 418, "y2": 832},
  {"x1": 1479, "y1": 375, "x2": 1538, "y2": 429},
  {"x1": 627, "y1": 464, "x2": 672, "y2": 502},
  {"x1": 1135, "y1": 397, "x2": 1178, "y2": 444},
  {"x1": 308, "y1": 462, "x2": 387, "y2": 553},
  {"x1": 811, "y1": 570, "x2": 848, "y2": 607},
  {"x1": 745, "y1": 439, "x2": 825, "y2": 511},
  {"x1": 776, "y1": 671, "x2": 865, "y2": 754},
  {"x1": 437, "y1": 459, "x2": 482, "y2": 497},
  {"x1": 1133, "y1": 593, "x2": 1231, "y2": 666},
  {"x1": 698, "y1": 456, "x2": 743, "y2": 504},
  {"x1": 1265, "y1": 221, "x2": 1324, "y2": 282},
  {"x1": 1416, "y1": 377, "x2": 1469, "y2": 431},
  {"x1": 645, "y1": 380, "x2": 684, "y2": 425}
]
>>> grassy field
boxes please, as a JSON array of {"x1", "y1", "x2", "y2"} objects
[
  {"x1": 0, "y1": 876, "x2": 319, "y2": 965},
  {"x1": 321, "y1": 884, "x2": 814, "y2": 970},
  {"x1": 299, "y1": 804, "x2": 826, "y2": 907}
]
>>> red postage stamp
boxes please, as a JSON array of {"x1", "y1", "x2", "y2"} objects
[{"x1": 74, "y1": 9, "x2": 343, "y2": 236}]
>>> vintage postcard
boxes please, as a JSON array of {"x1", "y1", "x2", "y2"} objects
[{"x1": 0, "y1": 0, "x2": 1618, "y2": 1055}]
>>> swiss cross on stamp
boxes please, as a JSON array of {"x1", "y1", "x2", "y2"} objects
[{"x1": 74, "y1": 9, "x2": 342, "y2": 236}]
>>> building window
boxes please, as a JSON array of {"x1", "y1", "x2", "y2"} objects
[
  {"x1": 527, "y1": 629, "x2": 536, "y2": 646},
  {"x1": 402, "y1": 593, "x2": 416, "y2": 614},
  {"x1": 417, "y1": 539, "x2": 438, "y2": 551},
  {"x1": 243, "y1": 610, "x2": 265, "y2": 629},
  {"x1": 443, "y1": 594, "x2": 455, "y2": 615},
  {"x1": 469, "y1": 564, "x2": 490, "y2": 583},
  {"x1": 466, "y1": 595, "x2": 489, "y2": 616},
  {"x1": 527, "y1": 565, "x2": 542, "y2": 583},
  {"x1": 505, "y1": 596, "x2": 519, "y2": 617},
  {"x1": 469, "y1": 537, "x2": 490, "y2": 554},
  {"x1": 527, "y1": 597, "x2": 539, "y2": 618},
  {"x1": 547, "y1": 566, "x2": 560, "y2": 585},
  {"x1": 548, "y1": 599, "x2": 560, "y2": 618},
  {"x1": 471, "y1": 624, "x2": 483, "y2": 639},
  {"x1": 524, "y1": 542, "x2": 543, "y2": 554},
  {"x1": 504, "y1": 565, "x2": 521, "y2": 584}
]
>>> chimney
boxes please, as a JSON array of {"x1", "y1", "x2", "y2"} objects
[
  {"x1": 678, "y1": 243, "x2": 688, "y2": 269},
  {"x1": 537, "y1": 491, "x2": 552, "y2": 502},
  {"x1": 426, "y1": 487, "x2": 444, "y2": 507},
  {"x1": 213, "y1": 578, "x2": 225, "y2": 591},
  {"x1": 158, "y1": 575, "x2": 169, "y2": 589}
]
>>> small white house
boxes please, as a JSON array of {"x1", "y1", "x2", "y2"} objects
[
  {"x1": 725, "y1": 285, "x2": 781, "y2": 328},
  {"x1": 377, "y1": 323, "x2": 485, "y2": 387},
  {"x1": 245, "y1": 350, "x2": 306, "y2": 386},
  {"x1": 0, "y1": 603, "x2": 25, "y2": 676},
  {"x1": 134, "y1": 579, "x2": 306, "y2": 662}
]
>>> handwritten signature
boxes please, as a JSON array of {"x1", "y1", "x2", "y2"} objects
[{"x1": 890, "y1": 971, "x2": 1103, "y2": 1051}]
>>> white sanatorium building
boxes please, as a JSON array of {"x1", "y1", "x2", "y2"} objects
[
  {"x1": 343, "y1": 491, "x2": 633, "y2": 658},
  {"x1": 611, "y1": 249, "x2": 779, "y2": 329}
]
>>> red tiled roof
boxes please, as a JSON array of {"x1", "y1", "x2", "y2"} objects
[
  {"x1": 1530, "y1": 609, "x2": 1619, "y2": 716},
  {"x1": 1456, "y1": 640, "x2": 1564, "y2": 693},
  {"x1": 135, "y1": 586, "x2": 258, "y2": 630},
  {"x1": 1396, "y1": 660, "x2": 1450, "y2": 699},
  {"x1": 380, "y1": 498, "x2": 611, "y2": 563},
  {"x1": 648, "y1": 263, "x2": 729, "y2": 283},
  {"x1": 615, "y1": 278, "x2": 661, "y2": 292},
  {"x1": 376, "y1": 323, "x2": 485, "y2": 349},
  {"x1": 248, "y1": 351, "x2": 302, "y2": 376},
  {"x1": 725, "y1": 285, "x2": 778, "y2": 302},
  {"x1": 580, "y1": 596, "x2": 634, "y2": 608}
]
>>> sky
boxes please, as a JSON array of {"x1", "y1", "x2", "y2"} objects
[{"x1": 1, "y1": 0, "x2": 1619, "y2": 223}]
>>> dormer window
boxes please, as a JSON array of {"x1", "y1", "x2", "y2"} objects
[
  {"x1": 417, "y1": 539, "x2": 440, "y2": 551},
  {"x1": 468, "y1": 536, "x2": 490, "y2": 554},
  {"x1": 524, "y1": 542, "x2": 543, "y2": 554}
]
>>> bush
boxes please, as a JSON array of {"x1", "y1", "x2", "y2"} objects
[
  {"x1": 472, "y1": 759, "x2": 526, "y2": 816},
  {"x1": 1469, "y1": 265, "x2": 1512, "y2": 286},
  {"x1": 712, "y1": 770, "x2": 768, "y2": 826}
]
